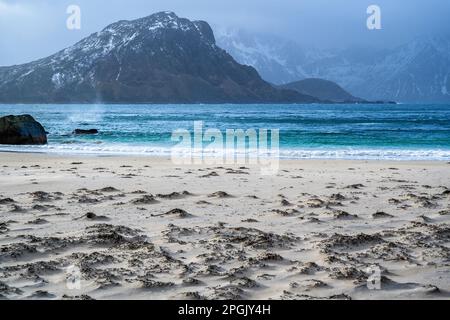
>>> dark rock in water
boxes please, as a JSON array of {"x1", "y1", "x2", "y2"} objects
[
  {"x1": 0, "y1": 115, "x2": 47, "y2": 145},
  {"x1": 73, "y1": 129, "x2": 99, "y2": 135}
]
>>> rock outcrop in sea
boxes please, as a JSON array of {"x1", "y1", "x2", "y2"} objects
[
  {"x1": 73, "y1": 129, "x2": 99, "y2": 135},
  {"x1": 0, "y1": 115, "x2": 47, "y2": 145}
]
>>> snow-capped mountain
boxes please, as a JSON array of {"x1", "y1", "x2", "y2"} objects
[
  {"x1": 217, "y1": 30, "x2": 450, "y2": 103},
  {"x1": 0, "y1": 12, "x2": 316, "y2": 103},
  {"x1": 355, "y1": 36, "x2": 450, "y2": 103}
]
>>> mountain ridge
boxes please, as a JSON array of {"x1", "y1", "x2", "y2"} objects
[
  {"x1": 217, "y1": 30, "x2": 450, "y2": 103},
  {"x1": 0, "y1": 12, "x2": 318, "y2": 104},
  {"x1": 279, "y1": 78, "x2": 364, "y2": 103}
]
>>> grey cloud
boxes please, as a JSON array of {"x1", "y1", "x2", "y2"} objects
[{"x1": 0, "y1": 0, "x2": 449, "y2": 66}]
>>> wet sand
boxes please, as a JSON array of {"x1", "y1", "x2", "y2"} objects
[{"x1": 0, "y1": 152, "x2": 449, "y2": 300}]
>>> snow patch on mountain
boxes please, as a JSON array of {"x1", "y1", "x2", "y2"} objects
[{"x1": 51, "y1": 73, "x2": 65, "y2": 88}]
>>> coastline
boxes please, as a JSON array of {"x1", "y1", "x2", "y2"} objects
[
  {"x1": 1, "y1": 149, "x2": 449, "y2": 162},
  {"x1": 2, "y1": 103, "x2": 450, "y2": 162},
  {"x1": 1, "y1": 147, "x2": 450, "y2": 162}
]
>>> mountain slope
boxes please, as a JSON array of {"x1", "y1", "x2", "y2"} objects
[
  {"x1": 217, "y1": 30, "x2": 450, "y2": 103},
  {"x1": 0, "y1": 12, "x2": 317, "y2": 104},
  {"x1": 216, "y1": 29, "x2": 318, "y2": 85},
  {"x1": 279, "y1": 78, "x2": 364, "y2": 103},
  {"x1": 352, "y1": 37, "x2": 450, "y2": 103}
]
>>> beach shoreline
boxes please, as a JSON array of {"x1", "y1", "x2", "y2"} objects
[
  {"x1": 1, "y1": 149, "x2": 449, "y2": 163},
  {"x1": 1, "y1": 152, "x2": 449, "y2": 300}
]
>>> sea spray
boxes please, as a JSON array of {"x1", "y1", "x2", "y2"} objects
[{"x1": 67, "y1": 104, "x2": 106, "y2": 124}]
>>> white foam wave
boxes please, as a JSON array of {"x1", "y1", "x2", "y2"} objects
[{"x1": 1, "y1": 144, "x2": 450, "y2": 161}]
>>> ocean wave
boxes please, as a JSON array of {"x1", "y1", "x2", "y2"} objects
[{"x1": 1, "y1": 144, "x2": 450, "y2": 161}]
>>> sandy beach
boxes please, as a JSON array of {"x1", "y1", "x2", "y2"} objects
[{"x1": 0, "y1": 152, "x2": 449, "y2": 300}]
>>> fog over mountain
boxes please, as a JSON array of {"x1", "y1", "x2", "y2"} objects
[
  {"x1": 1, "y1": 0, "x2": 449, "y2": 66},
  {"x1": 217, "y1": 30, "x2": 450, "y2": 103}
]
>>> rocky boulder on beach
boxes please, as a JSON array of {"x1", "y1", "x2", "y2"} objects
[{"x1": 0, "y1": 114, "x2": 47, "y2": 145}]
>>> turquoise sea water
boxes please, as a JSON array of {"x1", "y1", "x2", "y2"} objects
[{"x1": 1, "y1": 104, "x2": 450, "y2": 160}]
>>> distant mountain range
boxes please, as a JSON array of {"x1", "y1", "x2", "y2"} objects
[
  {"x1": 0, "y1": 12, "x2": 317, "y2": 104},
  {"x1": 217, "y1": 30, "x2": 450, "y2": 103},
  {"x1": 2, "y1": 11, "x2": 445, "y2": 104}
]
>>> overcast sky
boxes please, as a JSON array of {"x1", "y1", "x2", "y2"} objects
[{"x1": 0, "y1": 0, "x2": 449, "y2": 66}]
